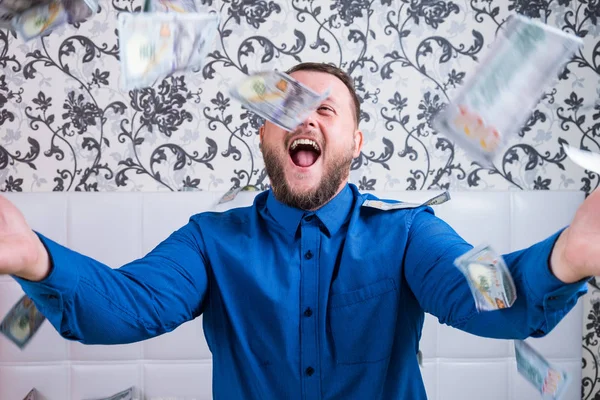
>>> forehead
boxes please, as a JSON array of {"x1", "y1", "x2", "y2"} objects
[{"x1": 289, "y1": 70, "x2": 353, "y2": 108}]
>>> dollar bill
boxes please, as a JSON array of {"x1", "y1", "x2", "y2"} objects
[
  {"x1": 563, "y1": 144, "x2": 600, "y2": 175},
  {"x1": 217, "y1": 184, "x2": 258, "y2": 204},
  {"x1": 230, "y1": 70, "x2": 330, "y2": 132},
  {"x1": 85, "y1": 387, "x2": 136, "y2": 400},
  {"x1": 12, "y1": 0, "x2": 68, "y2": 41},
  {"x1": 0, "y1": 294, "x2": 46, "y2": 349},
  {"x1": 454, "y1": 244, "x2": 517, "y2": 312},
  {"x1": 361, "y1": 191, "x2": 450, "y2": 211},
  {"x1": 143, "y1": 0, "x2": 196, "y2": 13},
  {"x1": 118, "y1": 12, "x2": 219, "y2": 90},
  {"x1": 433, "y1": 15, "x2": 583, "y2": 166},
  {"x1": 514, "y1": 340, "x2": 570, "y2": 399},
  {"x1": 23, "y1": 388, "x2": 39, "y2": 400}
]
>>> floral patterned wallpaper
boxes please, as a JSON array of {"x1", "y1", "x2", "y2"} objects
[{"x1": 0, "y1": 0, "x2": 599, "y2": 397}]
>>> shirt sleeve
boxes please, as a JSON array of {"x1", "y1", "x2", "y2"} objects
[
  {"x1": 12, "y1": 219, "x2": 208, "y2": 345},
  {"x1": 403, "y1": 208, "x2": 588, "y2": 339}
]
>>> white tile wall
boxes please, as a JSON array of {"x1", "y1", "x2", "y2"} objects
[{"x1": 0, "y1": 190, "x2": 585, "y2": 400}]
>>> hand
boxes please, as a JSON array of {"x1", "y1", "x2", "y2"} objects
[
  {"x1": 0, "y1": 195, "x2": 50, "y2": 281},
  {"x1": 550, "y1": 188, "x2": 600, "y2": 283}
]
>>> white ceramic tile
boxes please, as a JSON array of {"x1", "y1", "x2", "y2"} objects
[
  {"x1": 71, "y1": 363, "x2": 141, "y2": 400},
  {"x1": 435, "y1": 192, "x2": 511, "y2": 254},
  {"x1": 518, "y1": 300, "x2": 583, "y2": 359},
  {"x1": 0, "y1": 191, "x2": 587, "y2": 400},
  {"x1": 0, "y1": 365, "x2": 69, "y2": 400},
  {"x1": 142, "y1": 192, "x2": 220, "y2": 254},
  {"x1": 511, "y1": 359, "x2": 580, "y2": 400},
  {"x1": 510, "y1": 191, "x2": 583, "y2": 251},
  {"x1": 68, "y1": 193, "x2": 142, "y2": 268},
  {"x1": 420, "y1": 313, "x2": 438, "y2": 359},
  {"x1": 3, "y1": 192, "x2": 68, "y2": 244},
  {"x1": 421, "y1": 360, "x2": 437, "y2": 400},
  {"x1": 0, "y1": 280, "x2": 68, "y2": 361},
  {"x1": 1, "y1": 193, "x2": 67, "y2": 282},
  {"x1": 143, "y1": 362, "x2": 213, "y2": 400},
  {"x1": 70, "y1": 340, "x2": 142, "y2": 361},
  {"x1": 143, "y1": 318, "x2": 211, "y2": 360},
  {"x1": 438, "y1": 361, "x2": 509, "y2": 400},
  {"x1": 437, "y1": 323, "x2": 510, "y2": 359}
]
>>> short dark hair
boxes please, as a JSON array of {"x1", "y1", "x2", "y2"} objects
[{"x1": 286, "y1": 62, "x2": 360, "y2": 127}]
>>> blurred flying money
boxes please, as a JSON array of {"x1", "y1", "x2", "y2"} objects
[
  {"x1": 86, "y1": 387, "x2": 136, "y2": 400},
  {"x1": 143, "y1": 0, "x2": 196, "y2": 13},
  {"x1": 10, "y1": 0, "x2": 98, "y2": 41},
  {"x1": 433, "y1": 15, "x2": 583, "y2": 165},
  {"x1": 563, "y1": 144, "x2": 600, "y2": 175},
  {"x1": 454, "y1": 244, "x2": 517, "y2": 312},
  {"x1": 23, "y1": 388, "x2": 39, "y2": 400},
  {"x1": 0, "y1": 294, "x2": 46, "y2": 349},
  {"x1": 218, "y1": 184, "x2": 258, "y2": 204},
  {"x1": 118, "y1": 11, "x2": 219, "y2": 90},
  {"x1": 515, "y1": 340, "x2": 570, "y2": 399},
  {"x1": 230, "y1": 70, "x2": 330, "y2": 132},
  {"x1": 362, "y1": 191, "x2": 450, "y2": 211}
]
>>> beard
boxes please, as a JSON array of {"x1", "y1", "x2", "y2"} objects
[{"x1": 262, "y1": 144, "x2": 354, "y2": 211}]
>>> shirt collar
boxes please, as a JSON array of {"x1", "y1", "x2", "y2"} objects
[{"x1": 266, "y1": 184, "x2": 355, "y2": 237}]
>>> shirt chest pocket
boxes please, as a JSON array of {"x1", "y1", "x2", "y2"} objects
[{"x1": 327, "y1": 278, "x2": 399, "y2": 365}]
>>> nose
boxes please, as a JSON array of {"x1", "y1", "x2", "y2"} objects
[{"x1": 300, "y1": 113, "x2": 317, "y2": 129}]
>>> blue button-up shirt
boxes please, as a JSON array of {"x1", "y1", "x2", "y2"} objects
[{"x1": 16, "y1": 184, "x2": 587, "y2": 399}]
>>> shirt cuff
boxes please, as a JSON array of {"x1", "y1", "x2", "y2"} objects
[
  {"x1": 522, "y1": 229, "x2": 589, "y2": 335},
  {"x1": 12, "y1": 232, "x2": 80, "y2": 312}
]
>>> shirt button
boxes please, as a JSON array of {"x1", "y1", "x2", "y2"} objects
[
  {"x1": 304, "y1": 215, "x2": 314, "y2": 222},
  {"x1": 305, "y1": 366, "x2": 315, "y2": 376},
  {"x1": 304, "y1": 307, "x2": 313, "y2": 317},
  {"x1": 304, "y1": 250, "x2": 313, "y2": 260}
]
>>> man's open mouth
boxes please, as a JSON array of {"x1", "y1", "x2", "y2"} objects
[{"x1": 289, "y1": 138, "x2": 321, "y2": 168}]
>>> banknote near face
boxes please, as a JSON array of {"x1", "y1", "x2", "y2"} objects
[
  {"x1": 230, "y1": 70, "x2": 330, "y2": 132},
  {"x1": 118, "y1": 12, "x2": 219, "y2": 90},
  {"x1": 514, "y1": 340, "x2": 570, "y2": 399},
  {"x1": 23, "y1": 388, "x2": 39, "y2": 400},
  {"x1": 0, "y1": 294, "x2": 46, "y2": 349}
]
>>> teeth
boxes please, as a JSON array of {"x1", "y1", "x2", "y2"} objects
[{"x1": 290, "y1": 138, "x2": 320, "y2": 152}]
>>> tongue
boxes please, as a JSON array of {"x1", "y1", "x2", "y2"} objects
[{"x1": 292, "y1": 150, "x2": 318, "y2": 167}]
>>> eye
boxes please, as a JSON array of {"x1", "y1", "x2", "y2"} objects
[{"x1": 318, "y1": 106, "x2": 333, "y2": 112}]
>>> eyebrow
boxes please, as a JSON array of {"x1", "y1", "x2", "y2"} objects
[{"x1": 322, "y1": 96, "x2": 339, "y2": 106}]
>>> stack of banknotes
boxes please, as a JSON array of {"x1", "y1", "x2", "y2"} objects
[
  {"x1": 1, "y1": 0, "x2": 98, "y2": 40},
  {"x1": 118, "y1": 0, "x2": 219, "y2": 90}
]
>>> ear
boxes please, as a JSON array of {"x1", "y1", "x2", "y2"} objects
[
  {"x1": 259, "y1": 124, "x2": 265, "y2": 147},
  {"x1": 352, "y1": 129, "x2": 363, "y2": 158}
]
